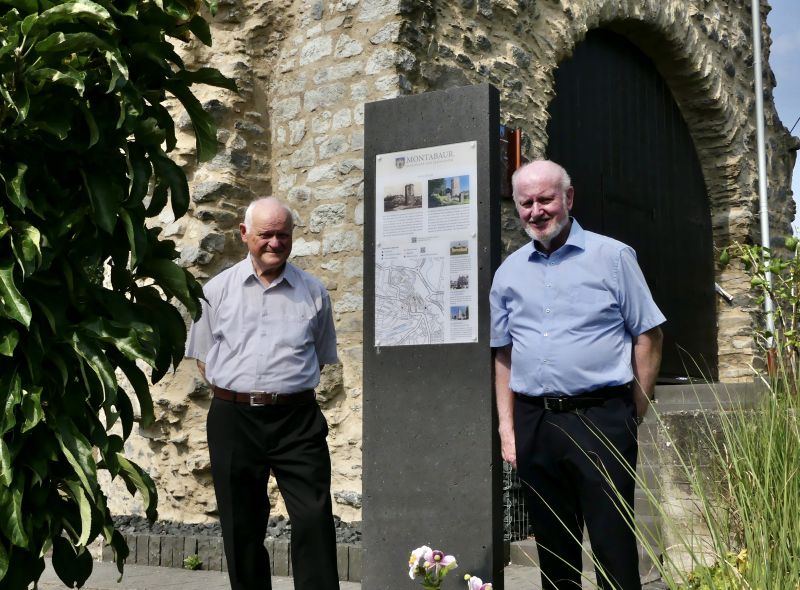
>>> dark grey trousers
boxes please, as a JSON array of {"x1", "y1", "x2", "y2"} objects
[
  {"x1": 207, "y1": 397, "x2": 339, "y2": 590},
  {"x1": 514, "y1": 391, "x2": 641, "y2": 590}
]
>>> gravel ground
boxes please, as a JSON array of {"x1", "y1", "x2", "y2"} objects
[{"x1": 112, "y1": 515, "x2": 362, "y2": 544}]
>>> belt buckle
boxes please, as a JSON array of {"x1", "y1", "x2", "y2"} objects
[
  {"x1": 249, "y1": 392, "x2": 268, "y2": 407},
  {"x1": 544, "y1": 397, "x2": 565, "y2": 412}
]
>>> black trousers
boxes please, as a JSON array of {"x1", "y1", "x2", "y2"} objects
[
  {"x1": 207, "y1": 397, "x2": 340, "y2": 590},
  {"x1": 514, "y1": 392, "x2": 640, "y2": 590}
]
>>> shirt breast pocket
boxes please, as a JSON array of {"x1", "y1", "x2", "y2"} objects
[{"x1": 273, "y1": 314, "x2": 314, "y2": 352}]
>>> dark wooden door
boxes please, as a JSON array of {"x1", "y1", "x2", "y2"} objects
[{"x1": 546, "y1": 29, "x2": 717, "y2": 380}]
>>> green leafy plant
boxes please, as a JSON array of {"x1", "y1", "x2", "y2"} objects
[
  {"x1": 721, "y1": 238, "x2": 800, "y2": 383},
  {"x1": 0, "y1": 0, "x2": 235, "y2": 587},
  {"x1": 183, "y1": 554, "x2": 203, "y2": 571}
]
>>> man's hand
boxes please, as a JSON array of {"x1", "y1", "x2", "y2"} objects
[
  {"x1": 631, "y1": 326, "x2": 663, "y2": 419},
  {"x1": 494, "y1": 345, "x2": 516, "y2": 468},
  {"x1": 196, "y1": 360, "x2": 208, "y2": 383}
]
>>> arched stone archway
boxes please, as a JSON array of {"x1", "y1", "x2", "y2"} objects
[{"x1": 545, "y1": 28, "x2": 717, "y2": 380}]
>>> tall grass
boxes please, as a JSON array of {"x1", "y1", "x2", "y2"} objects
[{"x1": 628, "y1": 371, "x2": 800, "y2": 589}]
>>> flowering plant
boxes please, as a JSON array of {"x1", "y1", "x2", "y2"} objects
[
  {"x1": 464, "y1": 574, "x2": 493, "y2": 590},
  {"x1": 408, "y1": 545, "x2": 458, "y2": 589}
]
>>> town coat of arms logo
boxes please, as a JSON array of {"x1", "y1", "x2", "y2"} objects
[{"x1": 395, "y1": 157, "x2": 405, "y2": 169}]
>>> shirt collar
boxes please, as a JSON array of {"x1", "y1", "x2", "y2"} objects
[
  {"x1": 528, "y1": 218, "x2": 585, "y2": 260},
  {"x1": 238, "y1": 255, "x2": 296, "y2": 288}
]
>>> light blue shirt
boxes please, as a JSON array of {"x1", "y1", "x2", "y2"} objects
[
  {"x1": 490, "y1": 219, "x2": 665, "y2": 396},
  {"x1": 186, "y1": 257, "x2": 338, "y2": 393}
]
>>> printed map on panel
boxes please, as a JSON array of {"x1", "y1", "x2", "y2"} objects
[{"x1": 375, "y1": 257, "x2": 445, "y2": 345}]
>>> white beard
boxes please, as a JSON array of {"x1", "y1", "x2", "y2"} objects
[{"x1": 525, "y1": 215, "x2": 569, "y2": 249}]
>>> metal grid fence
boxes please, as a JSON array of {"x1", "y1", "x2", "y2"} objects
[{"x1": 502, "y1": 461, "x2": 532, "y2": 541}]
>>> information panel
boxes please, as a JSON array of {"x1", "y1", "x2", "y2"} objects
[{"x1": 374, "y1": 141, "x2": 479, "y2": 346}]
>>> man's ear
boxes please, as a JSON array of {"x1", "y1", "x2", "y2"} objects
[
  {"x1": 239, "y1": 223, "x2": 248, "y2": 242},
  {"x1": 566, "y1": 186, "x2": 575, "y2": 211}
]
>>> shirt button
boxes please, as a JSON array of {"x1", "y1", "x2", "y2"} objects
[
  {"x1": 545, "y1": 283, "x2": 551, "y2": 287},
  {"x1": 543, "y1": 332, "x2": 549, "y2": 337},
  {"x1": 549, "y1": 262, "x2": 555, "y2": 266},
  {"x1": 545, "y1": 308, "x2": 551, "y2": 313}
]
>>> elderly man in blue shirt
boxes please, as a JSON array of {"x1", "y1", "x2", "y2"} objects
[
  {"x1": 186, "y1": 197, "x2": 340, "y2": 590},
  {"x1": 490, "y1": 160, "x2": 665, "y2": 590}
]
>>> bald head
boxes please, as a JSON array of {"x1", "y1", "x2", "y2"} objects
[
  {"x1": 243, "y1": 197, "x2": 294, "y2": 233},
  {"x1": 511, "y1": 160, "x2": 571, "y2": 203}
]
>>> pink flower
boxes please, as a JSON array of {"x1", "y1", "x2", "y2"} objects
[
  {"x1": 408, "y1": 545, "x2": 431, "y2": 579},
  {"x1": 465, "y1": 574, "x2": 493, "y2": 590},
  {"x1": 423, "y1": 548, "x2": 457, "y2": 576}
]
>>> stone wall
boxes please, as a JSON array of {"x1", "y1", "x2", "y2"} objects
[{"x1": 101, "y1": 0, "x2": 797, "y2": 523}]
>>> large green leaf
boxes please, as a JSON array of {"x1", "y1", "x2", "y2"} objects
[
  {"x1": 1, "y1": 162, "x2": 28, "y2": 210},
  {"x1": 0, "y1": 439, "x2": 12, "y2": 487},
  {"x1": 0, "y1": 259, "x2": 32, "y2": 327},
  {"x1": 115, "y1": 355, "x2": 154, "y2": 428},
  {"x1": 126, "y1": 143, "x2": 152, "y2": 204},
  {"x1": 81, "y1": 168, "x2": 122, "y2": 234},
  {"x1": 64, "y1": 481, "x2": 92, "y2": 546},
  {"x1": 115, "y1": 453, "x2": 157, "y2": 521},
  {"x1": 70, "y1": 331, "x2": 117, "y2": 401},
  {"x1": 10, "y1": 221, "x2": 41, "y2": 278},
  {"x1": 21, "y1": 387, "x2": 44, "y2": 433},
  {"x1": 27, "y1": 67, "x2": 87, "y2": 95},
  {"x1": 0, "y1": 479, "x2": 29, "y2": 548},
  {"x1": 33, "y1": 0, "x2": 114, "y2": 30},
  {"x1": 165, "y1": 81, "x2": 218, "y2": 163},
  {"x1": 172, "y1": 66, "x2": 237, "y2": 91},
  {"x1": 137, "y1": 258, "x2": 199, "y2": 317},
  {"x1": 51, "y1": 536, "x2": 93, "y2": 588},
  {"x1": 0, "y1": 372, "x2": 21, "y2": 436},
  {"x1": 54, "y1": 416, "x2": 97, "y2": 495},
  {"x1": 186, "y1": 14, "x2": 211, "y2": 45},
  {"x1": 0, "y1": 323, "x2": 19, "y2": 356},
  {"x1": 35, "y1": 31, "x2": 111, "y2": 54},
  {"x1": 81, "y1": 317, "x2": 157, "y2": 367},
  {"x1": 0, "y1": 539, "x2": 8, "y2": 583}
]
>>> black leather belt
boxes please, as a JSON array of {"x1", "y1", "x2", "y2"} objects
[
  {"x1": 213, "y1": 387, "x2": 315, "y2": 406},
  {"x1": 515, "y1": 384, "x2": 631, "y2": 412}
]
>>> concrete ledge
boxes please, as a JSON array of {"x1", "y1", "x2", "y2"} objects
[{"x1": 102, "y1": 535, "x2": 363, "y2": 582}]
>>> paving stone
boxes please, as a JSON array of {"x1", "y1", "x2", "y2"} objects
[
  {"x1": 273, "y1": 540, "x2": 290, "y2": 576},
  {"x1": 135, "y1": 534, "x2": 149, "y2": 566}
]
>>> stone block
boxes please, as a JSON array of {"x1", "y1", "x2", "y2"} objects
[
  {"x1": 348, "y1": 544, "x2": 363, "y2": 582},
  {"x1": 291, "y1": 144, "x2": 316, "y2": 168},
  {"x1": 305, "y1": 83, "x2": 346, "y2": 112},
  {"x1": 336, "y1": 544, "x2": 349, "y2": 581},
  {"x1": 335, "y1": 34, "x2": 363, "y2": 58},
  {"x1": 135, "y1": 535, "x2": 149, "y2": 565},
  {"x1": 124, "y1": 534, "x2": 137, "y2": 564},
  {"x1": 161, "y1": 535, "x2": 182, "y2": 568},
  {"x1": 299, "y1": 36, "x2": 332, "y2": 65},
  {"x1": 183, "y1": 536, "x2": 199, "y2": 566},
  {"x1": 273, "y1": 540, "x2": 290, "y2": 576},
  {"x1": 318, "y1": 135, "x2": 350, "y2": 160},
  {"x1": 310, "y1": 203, "x2": 346, "y2": 232},
  {"x1": 357, "y1": 0, "x2": 400, "y2": 21},
  {"x1": 365, "y1": 48, "x2": 397, "y2": 74},
  {"x1": 272, "y1": 97, "x2": 301, "y2": 123},
  {"x1": 101, "y1": 541, "x2": 114, "y2": 563},
  {"x1": 264, "y1": 538, "x2": 275, "y2": 573},
  {"x1": 333, "y1": 292, "x2": 363, "y2": 313},
  {"x1": 148, "y1": 535, "x2": 161, "y2": 566},
  {"x1": 323, "y1": 230, "x2": 360, "y2": 254}
]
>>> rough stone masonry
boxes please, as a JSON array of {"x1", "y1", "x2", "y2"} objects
[{"x1": 99, "y1": 0, "x2": 797, "y2": 524}]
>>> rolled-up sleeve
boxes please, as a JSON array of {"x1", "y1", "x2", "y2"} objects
[
  {"x1": 490, "y1": 275, "x2": 512, "y2": 348},
  {"x1": 185, "y1": 296, "x2": 214, "y2": 362},
  {"x1": 616, "y1": 247, "x2": 666, "y2": 337},
  {"x1": 314, "y1": 291, "x2": 339, "y2": 365}
]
